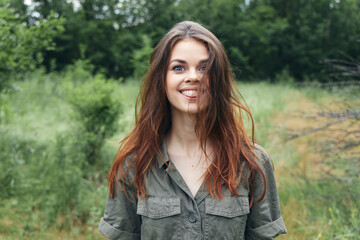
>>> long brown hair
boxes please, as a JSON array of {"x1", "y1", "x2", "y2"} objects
[{"x1": 108, "y1": 21, "x2": 266, "y2": 206}]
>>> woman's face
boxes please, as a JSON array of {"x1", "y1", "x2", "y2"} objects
[{"x1": 165, "y1": 38, "x2": 209, "y2": 115}]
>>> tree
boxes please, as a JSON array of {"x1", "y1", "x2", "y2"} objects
[
  {"x1": 0, "y1": 0, "x2": 64, "y2": 120},
  {"x1": 7, "y1": 0, "x2": 359, "y2": 81}
]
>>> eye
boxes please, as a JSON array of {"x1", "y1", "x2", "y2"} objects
[
  {"x1": 172, "y1": 65, "x2": 185, "y2": 71},
  {"x1": 199, "y1": 65, "x2": 207, "y2": 71}
]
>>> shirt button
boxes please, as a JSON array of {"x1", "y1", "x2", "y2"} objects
[{"x1": 188, "y1": 214, "x2": 196, "y2": 223}]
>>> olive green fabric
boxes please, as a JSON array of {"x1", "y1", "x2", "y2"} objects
[{"x1": 98, "y1": 142, "x2": 287, "y2": 240}]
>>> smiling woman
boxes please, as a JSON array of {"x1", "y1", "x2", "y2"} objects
[
  {"x1": 98, "y1": 21, "x2": 287, "y2": 240},
  {"x1": 166, "y1": 39, "x2": 209, "y2": 116}
]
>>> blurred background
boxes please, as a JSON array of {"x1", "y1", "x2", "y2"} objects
[{"x1": 0, "y1": 0, "x2": 359, "y2": 239}]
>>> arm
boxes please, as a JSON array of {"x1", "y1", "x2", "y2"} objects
[
  {"x1": 98, "y1": 181, "x2": 141, "y2": 240},
  {"x1": 245, "y1": 147, "x2": 287, "y2": 239}
]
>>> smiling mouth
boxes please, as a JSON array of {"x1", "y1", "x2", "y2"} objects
[{"x1": 180, "y1": 90, "x2": 197, "y2": 97}]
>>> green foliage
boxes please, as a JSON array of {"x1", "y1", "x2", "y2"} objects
[
  {"x1": 0, "y1": 0, "x2": 64, "y2": 82},
  {"x1": 0, "y1": 72, "x2": 359, "y2": 238},
  {"x1": 0, "y1": 130, "x2": 42, "y2": 198},
  {"x1": 5, "y1": 0, "x2": 359, "y2": 82},
  {"x1": 0, "y1": 69, "x2": 116, "y2": 235},
  {"x1": 265, "y1": 0, "x2": 360, "y2": 80},
  {"x1": 0, "y1": 0, "x2": 64, "y2": 124},
  {"x1": 274, "y1": 67, "x2": 295, "y2": 85},
  {"x1": 31, "y1": 132, "x2": 86, "y2": 228},
  {"x1": 64, "y1": 61, "x2": 122, "y2": 165},
  {"x1": 28, "y1": 0, "x2": 139, "y2": 78},
  {"x1": 131, "y1": 35, "x2": 153, "y2": 79},
  {"x1": 302, "y1": 180, "x2": 360, "y2": 239}
]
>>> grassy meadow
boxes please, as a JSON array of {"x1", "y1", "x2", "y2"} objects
[{"x1": 0, "y1": 68, "x2": 359, "y2": 239}]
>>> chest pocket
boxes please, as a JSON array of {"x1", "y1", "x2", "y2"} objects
[
  {"x1": 137, "y1": 197, "x2": 181, "y2": 240},
  {"x1": 205, "y1": 196, "x2": 249, "y2": 240}
]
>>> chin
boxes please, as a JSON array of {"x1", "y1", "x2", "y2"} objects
[{"x1": 171, "y1": 104, "x2": 199, "y2": 115}]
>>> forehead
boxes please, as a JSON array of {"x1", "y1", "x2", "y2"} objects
[{"x1": 169, "y1": 38, "x2": 209, "y2": 61}]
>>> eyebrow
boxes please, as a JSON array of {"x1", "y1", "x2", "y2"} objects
[{"x1": 169, "y1": 58, "x2": 209, "y2": 64}]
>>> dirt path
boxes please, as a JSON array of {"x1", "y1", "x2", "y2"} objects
[{"x1": 273, "y1": 88, "x2": 360, "y2": 240}]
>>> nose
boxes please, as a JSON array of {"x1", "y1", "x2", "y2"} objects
[{"x1": 185, "y1": 68, "x2": 200, "y2": 83}]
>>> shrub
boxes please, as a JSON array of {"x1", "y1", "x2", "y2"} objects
[
  {"x1": 25, "y1": 132, "x2": 87, "y2": 229},
  {"x1": 274, "y1": 67, "x2": 295, "y2": 85},
  {"x1": 64, "y1": 62, "x2": 122, "y2": 165},
  {"x1": 131, "y1": 35, "x2": 153, "y2": 80},
  {"x1": 0, "y1": 0, "x2": 64, "y2": 123},
  {"x1": 0, "y1": 129, "x2": 45, "y2": 198}
]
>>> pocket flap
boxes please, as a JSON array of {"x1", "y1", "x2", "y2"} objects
[
  {"x1": 137, "y1": 197, "x2": 181, "y2": 219},
  {"x1": 205, "y1": 196, "x2": 249, "y2": 218}
]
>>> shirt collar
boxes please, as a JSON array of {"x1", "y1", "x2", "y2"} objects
[{"x1": 156, "y1": 140, "x2": 171, "y2": 169}]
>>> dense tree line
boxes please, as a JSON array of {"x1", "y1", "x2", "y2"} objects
[{"x1": 5, "y1": 0, "x2": 360, "y2": 81}]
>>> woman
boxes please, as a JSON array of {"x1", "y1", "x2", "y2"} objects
[{"x1": 98, "y1": 21, "x2": 287, "y2": 240}]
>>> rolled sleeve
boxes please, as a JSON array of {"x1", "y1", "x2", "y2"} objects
[
  {"x1": 245, "y1": 217, "x2": 287, "y2": 239},
  {"x1": 98, "y1": 218, "x2": 140, "y2": 240},
  {"x1": 245, "y1": 146, "x2": 287, "y2": 239},
  {"x1": 98, "y1": 181, "x2": 141, "y2": 240}
]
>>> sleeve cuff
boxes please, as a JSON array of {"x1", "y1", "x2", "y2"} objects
[
  {"x1": 245, "y1": 217, "x2": 287, "y2": 239},
  {"x1": 98, "y1": 218, "x2": 141, "y2": 240}
]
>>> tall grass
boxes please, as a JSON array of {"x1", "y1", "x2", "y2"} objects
[
  {"x1": 0, "y1": 66, "x2": 131, "y2": 238},
  {"x1": 0, "y1": 71, "x2": 358, "y2": 239}
]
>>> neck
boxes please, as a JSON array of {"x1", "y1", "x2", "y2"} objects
[
  {"x1": 170, "y1": 110, "x2": 197, "y2": 138},
  {"x1": 166, "y1": 109, "x2": 204, "y2": 155}
]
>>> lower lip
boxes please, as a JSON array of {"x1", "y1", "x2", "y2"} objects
[{"x1": 179, "y1": 91, "x2": 197, "y2": 100}]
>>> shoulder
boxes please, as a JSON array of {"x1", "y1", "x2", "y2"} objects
[
  {"x1": 239, "y1": 143, "x2": 274, "y2": 185},
  {"x1": 252, "y1": 143, "x2": 274, "y2": 170},
  {"x1": 118, "y1": 153, "x2": 137, "y2": 185},
  {"x1": 251, "y1": 143, "x2": 277, "y2": 187},
  {"x1": 242, "y1": 143, "x2": 274, "y2": 174}
]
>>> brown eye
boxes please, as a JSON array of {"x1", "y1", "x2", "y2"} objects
[{"x1": 172, "y1": 65, "x2": 185, "y2": 71}]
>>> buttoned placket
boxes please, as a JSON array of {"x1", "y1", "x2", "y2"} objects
[{"x1": 163, "y1": 160, "x2": 208, "y2": 240}]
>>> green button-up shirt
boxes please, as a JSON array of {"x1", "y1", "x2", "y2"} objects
[{"x1": 98, "y1": 142, "x2": 287, "y2": 240}]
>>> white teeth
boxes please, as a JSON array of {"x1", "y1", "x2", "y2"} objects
[{"x1": 181, "y1": 90, "x2": 197, "y2": 96}]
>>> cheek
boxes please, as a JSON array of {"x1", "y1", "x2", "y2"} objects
[{"x1": 165, "y1": 74, "x2": 178, "y2": 92}]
